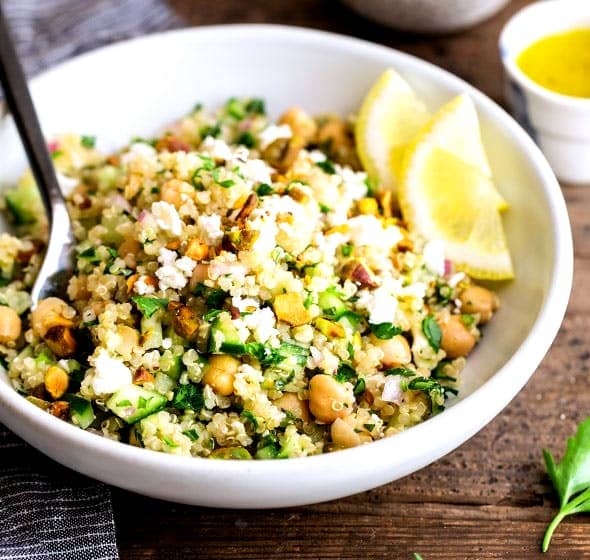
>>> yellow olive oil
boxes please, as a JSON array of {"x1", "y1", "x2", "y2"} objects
[{"x1": 517, "y1": 28, "x2": 590, "y2": 98}]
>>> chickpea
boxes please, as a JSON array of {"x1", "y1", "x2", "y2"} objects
[
  {"x1": 279, "y1": 107, "x2": 318, "y2": 143},
  {"x1": 440, "y1": 315, "x2": 476, "y2": 358},
  {"x1": 160, "y1": 179, "x2": 194, "y2": 208},
  {"x1": 113, "y1": 325, "x2": 139, "y2": 359},
  {"x1": 459, "y1": 285, "x2": 499, "y2": 324},
  {"x1": 203, "y1": 355, "x2": 240, "y2": 396},
  {"x1": 308, "y1": 374, "x2": 354, "y2": 424},
  {"x1": 31, "y1": 297, "x2": 74, "y2": 338},
  {"x1": 44, "y1": 365, "x2": 70, "y2": 400},
  {"x1": 371, "y1": 334, "x2": 411, "y2": 368},
  {"x1": 274, "y1": 392, "x2": 311, "y2": 423},
  {"x1": 117, "y1": 238, "x2": 141, "y2": 258},
  {"x1": 330, "y1": 417, "x2": 361, "y2": 448},
  {"x1": 0, "y1": 306, "x2": 21, "y2": 343}
]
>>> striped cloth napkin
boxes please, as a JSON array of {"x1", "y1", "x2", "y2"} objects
[{"x1": 0, "y1": 1, "x2": 180, "y2": 558}]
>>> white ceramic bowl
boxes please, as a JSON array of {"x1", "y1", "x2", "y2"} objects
[
  {"x1": 0, "y1": 25, "x2": 573, "y2": 508},
  {"x1": 500, "y1": 0, "x2": 590, "y2": 185},
  {"x1": 341, "y1": 0, "x2": 510, "y2": 33}
]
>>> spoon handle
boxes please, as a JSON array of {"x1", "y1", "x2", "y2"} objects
[{"x1": 0, "y1": 3, "x2": 63, "y2": 219}]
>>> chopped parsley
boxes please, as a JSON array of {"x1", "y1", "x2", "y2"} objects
[
  {"x1": 182, "y1": 429, "x2": 199, "y2": 441},
  {"x1": 315, "y1": 159, "x2": 337, "y2": 175},
  {"x1": 203, "y1": 309, "x2": 223, "y2": 322},
  {"x1": 245, "y1": 98, "x2": 265, "y2": 115},
  {"x1": 226, "y1": 97, "x2": 246, "y2": 120},
  {"x1": 241, "y1": 410, "x2": 259, "y2": 430},
  {"x1": 131, "y1": 296, "x2": 169, "y2": 318},
  {"x1": 318, "y1": 202, "x2": 331, "y2": 214},
  {"x1": 340, "y1": 243, "x2": 354, "y2": 257},
  {"x1": 384, "y1": 367, "x2": 415, "y2": 377},
  {"x1": 205, "y1": 288, "x2": 228, "y2": 308},
  {"x1": 353, "y1": 377, "x2": 366, "y2": 395},
  {"x1": 422, "y1": 314, "x2": 442, "y2": 352},
  {"x1": 236, "y1": 131, "x2": 256, "y2": 148},
  {"x1": 199, "y1": 123, "x2": 221, "y2": 138},
  {"x1": 460, "y1": 313, "x2": 476, "y2": 327},
  {"x1": 370, "y1": 322, "x2": 403, "y2": 340},
  {"x1": 212, "y1": 168, "x2": 235, "y2": 188},
  {"x1": 172, "y1": 383, "x2": 204, "y2": 411},
  {"x1": 364, "y1": 176, "x2": 378, "y2": 196},
  {"x1": 80, "y1": 135, "x2": 96, "y2": 148},
  {"x1": 335, "y1": 362, "x2": 356, "y2": 383},
  {"x1": 256, "y1": 183, "x2": 274, "y2": 196}
]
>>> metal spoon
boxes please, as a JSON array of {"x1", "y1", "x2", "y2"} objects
[{"x1": 0, "y1": 5, "x2": 75, "y2": 305}]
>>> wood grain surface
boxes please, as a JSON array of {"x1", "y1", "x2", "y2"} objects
[{"x1": 112, "y1": 1, "x2": 590, "y2": 558}]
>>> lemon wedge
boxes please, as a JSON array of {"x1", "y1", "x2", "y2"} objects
[
  {"x1": 356, "y1": 68, "x2": 429, "y2": 192},
  {"x1": 398, "y1": 95, "x2": 514, "y2": 280}
]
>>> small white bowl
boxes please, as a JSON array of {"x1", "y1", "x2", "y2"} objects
[
  {"x1": 0, "y1": 25, "x2": 573, "y2": 508},
  {"x1": 341, "y1": 0, "x2": 510, "y2": 33},
  {"x1": 500, "y1": 0, "x2": 590, "y2": 185}
]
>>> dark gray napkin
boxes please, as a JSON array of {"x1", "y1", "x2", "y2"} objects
[
  {"x1": 0, "y1": 1, "x2": 181, "y2": 559},
  {"x1": 0, "y1": 425, "x2": 119, "y2": 560}
]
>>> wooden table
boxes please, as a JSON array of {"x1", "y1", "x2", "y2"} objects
[{"x1": 113, "y1": 1, "x2": 590, "y2": 557}]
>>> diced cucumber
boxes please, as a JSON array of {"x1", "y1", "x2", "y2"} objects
[
  {"x1": 5, "y1": 171, "x2": 43, "y2": 225},
  {"x1": 106, "y1": 384, "x2": 166, "y2": 424},
  {"x1": 255, "y1": 444, "x2": 280, "y2": 459},
  {"x1": 35, "y1": 349, "x2": 54, "y2": 366},
  {"x1": 208, "y1": 315, "x2": 242, "y2": 354},
  {"x1": 164, "y1": 354, "x2": 184, "y2": 380},
  {"x1": 210, "y1": 447, "x2": 252, "y2": 460},
  {"x1": 65, "y1": 395, "x2": 95, "y2": 429},
  {"x1": 318, "y1": 287, "x2": 347, "y2": 320},
  {"x1": 141, "y1": 313, "x2": 163, "y2": 349}
]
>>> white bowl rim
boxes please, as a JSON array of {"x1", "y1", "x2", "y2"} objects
[
  {"x1": 0, "y1": 24, "x2": 573, "y2": 483},
  {"x1": 499, "y1": 0, "x2": 590, "y2": 108}
]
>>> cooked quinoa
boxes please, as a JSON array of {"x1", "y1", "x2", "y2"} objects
[{"x1": 0, "y1": 98, "x2": 499, "y2": 459}]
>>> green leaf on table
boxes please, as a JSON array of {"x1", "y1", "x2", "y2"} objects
[{"x1": 542, "y1": 417, "x2": 590, "y2": 552}]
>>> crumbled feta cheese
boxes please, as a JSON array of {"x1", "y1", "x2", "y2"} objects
[
  {"x1": 175, "y1": 256, "x2": 197, "y2": 275},
  {"x1": 151, "y1": 201, "x2": 183, "y2": 236},
  {"x1": 134, "y1": 275, "x2": 155, "y2": 295},
  {"x1": 339, "y1": 167, "x2": 369, "y2": 201},
  {"x1": 382, "y1": 376, "x2": 404, "y2": 404},
  {"x1": 231, "y1": 296, "x2": 259, "y2": 313},
  {"x1": 423, "y1": 239, "x2": 446, "y2": 276},
  {"x1": 91, "y1": 350, "x2": 132, "y2": 395},
  {"x1": 200, "y1": 137, "x2": 232, "y2": 161},
  {"x1": 156, "y1": 248, "x2": 195, "y2": 291},
  {"x1": 356, "y1": 286, "x2": 398, "y2": 325},
  {"x1": 121, "y1": 142, "x2": 157, "y2": 165},
  {"x1": 197, "y1": 214, "x2": 224, "y2": 245},
  {"x1": 242, "y1": 307, "x2": 278, "y2": 343},
  {"x1": 156, "y1": 265, "x2": 186, "y2": 291},
  {"x1": 258, "y1": 124, "x2": 292, "y2": 150},
  {"x1": 347, "y1": 215, "x2": 403, "y2": 248},
  {"x1": 240, "y1": 158, "x2": 273, "y2": 185},
  {"x1": 158, "y1": 248, "x2": 177, "y2": 266},
  {"x1": 162, "y1": 338, "x2": 172, "y2": 350}
]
